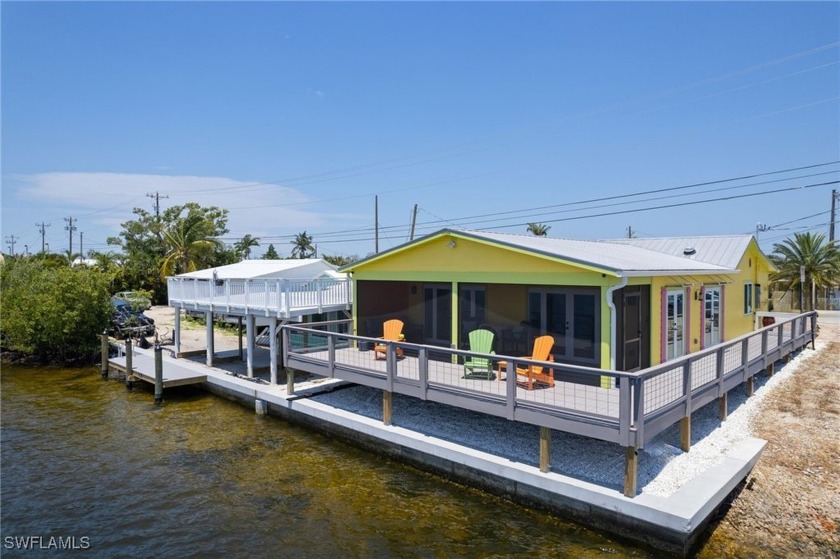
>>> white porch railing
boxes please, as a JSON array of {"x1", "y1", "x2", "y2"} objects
[{"x1": 167, "y1": 276, "x2": 353, "y2": 317}]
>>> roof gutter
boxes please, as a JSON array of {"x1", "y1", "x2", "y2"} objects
[{"x1": 606, "y1": 275, "x2": 629, "y2": 370}]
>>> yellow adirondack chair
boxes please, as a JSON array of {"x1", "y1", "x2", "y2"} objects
[
  {"x1": 374, "y1": 319, "x2": 405, "y2": 360},
  {"x1": 497, "y1": 335, "x2": 555, "y2": 390}
]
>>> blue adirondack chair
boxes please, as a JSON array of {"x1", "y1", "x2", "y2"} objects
[{"x1": 463, "y1": 329, "x2": 496, "y2": 379}]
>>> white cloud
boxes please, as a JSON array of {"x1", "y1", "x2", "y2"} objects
[{"x1": 11, "y1": 171, "x2": 338, "y2": 242}]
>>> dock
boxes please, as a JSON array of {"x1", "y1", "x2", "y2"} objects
[{"x1": 109, "y1": 351, "x2": 207, "y2": 388}]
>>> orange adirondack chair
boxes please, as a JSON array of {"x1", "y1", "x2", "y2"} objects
[
  {"x1": 374, "y1": 319, "x2": 405, "y2": 360},
  {"x1": 498, "y1": 335, "x2": 555, "y2": 390}
]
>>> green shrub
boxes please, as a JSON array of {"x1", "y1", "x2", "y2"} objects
[{"x1": 1, "y1": 259, "x2": 112, "y2": 364}]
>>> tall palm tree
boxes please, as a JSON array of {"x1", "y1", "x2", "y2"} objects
[
  {"x1": 234, "y1": 234, "x2": 260, "y2": 260},
  {"x1": 769, "y1": 232, "x2": 840, "y2": 311},
  {"x1": 290, "y1": 231, "x2": 316, "y2": 259},
  {"x1": 160, "y1": 211, "x2": 222, "y2": 277},
  {"x1": 527, "y1": 223, "x2": 551, "y2": 236}
]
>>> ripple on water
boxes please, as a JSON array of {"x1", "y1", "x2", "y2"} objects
[{"x1": 1, "y1": 365, "x2": 657, "y2": 558}]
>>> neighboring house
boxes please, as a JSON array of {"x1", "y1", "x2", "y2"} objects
[
  {"x1": 167, "y1": 259, "x2": 352, "y2": 380},
  {"x1": 342, "y1": 229, "x2": 774, "y2": 382}
]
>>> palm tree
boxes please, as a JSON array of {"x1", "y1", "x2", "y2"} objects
[
  {"x1": 234, "y1": 234, "x2": 260, "y2": 260},
  {"x1": 527, "y1": 223, "x2": 551, "y2": 236},
  {"x1": 290, "y1": 231, "x2": 316, "y2": 259},
  {"x1": 769, "y1": 232, "x2": 840, "y2": 311},
  {"x1": 160, "y1": 210, "x2": 222, "y2": 277}
]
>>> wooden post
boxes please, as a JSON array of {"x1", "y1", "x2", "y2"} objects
[
  {"x1": 746, "y1": 375, "x2": 754, "y2": 397},
  {"x1": 539, "y1": 426, "x2": 551, "y2": 473},
  {"x1": 285, "y1": 368, "x2": 295, "y2": 395},
  {"x1": 383, "y1": 390, "x2": 393, "y2": 426},
  {"x1": 624, "y1": 446, "x2": 638, "y2": 498},
  {"x1": 100, "y1": 332, "x2": 109, "y2": 378},
  {"x1": 154, "y1": 343, "x2": 164, "y2": 405},
  {"x1": 718, "y1": 391, "x2": 728, "y2": 421},
  {"x1": 766, "y1": 363, "x2": 774, "y2": 377},
  {"x1": 680, "y1": 416, "x2": 691, "y2": 452},
  {"x1": 125, "y1": 337, "x2": 133, "y2": 383}
]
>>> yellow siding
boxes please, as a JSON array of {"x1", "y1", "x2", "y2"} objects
[{"x1": 354, "y1": 234, "x2": 608, "y2": 281}]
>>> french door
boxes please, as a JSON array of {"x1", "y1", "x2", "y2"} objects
[
  {"x1": 665, "y1": 289, "x2": 685, "y2": 361},
  {"x1": 622, "y1": 291, "x2": 642, "y2": 371},
  {"x1": 424, "y1": 284, "x2": 451, "y2": 346},
  {"x1": 703, "y1": 287, "x2": 721, "y2": 348},
  {"x1": 528, "y1": 288, "x2": 599, "y2": 366}
]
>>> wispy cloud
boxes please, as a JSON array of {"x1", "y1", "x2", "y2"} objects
[{"x1": 11, "y1": 171, "x2": 337, "y2": 240}]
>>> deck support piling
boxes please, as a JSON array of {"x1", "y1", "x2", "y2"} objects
[
  {"x1": 383, "y1": 391, "x2": 393, "y2": 426},
  {"x1": 718, "y1": 392, "x2": 728, "y2": 421},
  {"x1": 173, "y1": 307, "x2": 181, "y2": 357},
  {"x1": 746, "y1": 375, "x2": 754, "y2": 397},
  {"x1": 766, "y1": 363, "x2": 774, "y2": 377},
  {"x1": 154, "y1": 343, "x2": 164, "y2": 405},
  {"x1": 679, "y1": 416, "x2": 691, "y2": 452},
  {"x1": 624, "y1": 446, "x2": 638, "y2": 498},
  {"x1": 205, "y1": 311, "x2": 214, "y2": 367},
  {"x1": 539, "y1": 426, "x2": 551, "y2": 473},
  {"x1": 285, "y1": 368, "x2": 295, "y2": 395},
  {"x1": 269, "y1": 318, "x2": 278, "y2": 385},
  {"x1": 246, "y1": 314, "x2": 255, "y2": 378},
  {"x1": 100, "y1": 332, "x2": 109, "y2": 378}
]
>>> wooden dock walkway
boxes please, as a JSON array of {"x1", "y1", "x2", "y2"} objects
[{"x1": 109, "y1": 350, "x2": 207, "y2": 388}]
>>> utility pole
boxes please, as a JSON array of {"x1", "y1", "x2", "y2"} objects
[
  {"x1": 147, "y1": 191, "x2": 170, "y2": 219},
  {"x1": 375, "y1": 195, "x2": 379, "y2": 254},
  {"x1": 755, "y1": 223, "x2": 769, "y2": 240},
  {"x1": 5, "y1": 235, "x2": 18, "y2": 255},
  {"x1": 24, "y1": 244, "x2": 29, "y2": 256},
  {"x1": 409, "y1": 203, "x2": 418, "y2": 241},
  {"x1": 830, "y1": 189, "x2": 837, "y2": 243},
  {"x1": 36, "y1": 222, "x2": 50, "y2": 253},
  {"x1": 626, "y1": 226, "x2": 635, "y2": 239},
  {"x1": 80, "y1": 232, "x2": 84, "y2": 260},
  {"x1": 64, "y1": 216, "x2": 77, "y2": 255}
]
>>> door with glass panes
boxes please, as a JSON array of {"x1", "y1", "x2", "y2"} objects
[{"x1": 528, "y1": 288, "x2": 599, "y2": 366}]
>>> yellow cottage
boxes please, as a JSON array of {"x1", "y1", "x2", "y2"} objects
[{"x1": 343, "y1": 229, "x2": 774, "y2": 380}]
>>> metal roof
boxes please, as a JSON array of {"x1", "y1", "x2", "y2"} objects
[
  {"x1": 463, "y1": 230, "x2": 735, "y2": 276},
  {"x1": 603, "y1": 235, "x2": 755, "y2": 269},
  {"x1": 176, "y1": 259, "x2": 344, "y2": 281}
]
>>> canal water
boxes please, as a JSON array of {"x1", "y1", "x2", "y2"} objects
[{"x1": 1, "y1": 365, "x2": 656, "y2": 558}]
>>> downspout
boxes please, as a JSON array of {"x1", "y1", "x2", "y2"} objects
[{"x1": 606, "y1": 275, "x2": 629, "y2": 370}]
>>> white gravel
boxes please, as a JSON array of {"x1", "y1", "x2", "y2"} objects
[{"x1": 310, "y1": 340, "x2": 825, "y2": 497}]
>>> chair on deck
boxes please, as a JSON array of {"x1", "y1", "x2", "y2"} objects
[
  {"x1": 497, "y1": 335, "x2": 555, "y2": 390},
  {"x1": 374, "y1": 319, "x2": 405, "y2": 360},
  {"x1": 463, "y1": 329, "x2": 496, "y2": 380}
]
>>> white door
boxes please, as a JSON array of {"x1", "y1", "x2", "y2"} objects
[
  {"x1": 666, "y1": 289, "x2": 685, "y2": 361},
  {"x1": 704, "y1": 287, "x2": 721, "y2": 347}
]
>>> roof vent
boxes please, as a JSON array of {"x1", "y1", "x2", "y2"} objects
[{"x1": 683, "y1": 247, "x2": 697, "y2": 256}]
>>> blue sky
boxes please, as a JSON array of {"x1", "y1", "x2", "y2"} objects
[{"x1": 2, "y1": 2, "x2": 838, "y2": 260}]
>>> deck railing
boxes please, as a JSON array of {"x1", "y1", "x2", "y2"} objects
[
  {"x1": 167, "y1": 276, "x2": 353, "y2": 317},
  {"x1": 282, "y1": 311, "x2": 817, "y2": 496}
]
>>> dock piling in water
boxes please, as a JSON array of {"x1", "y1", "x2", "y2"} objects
[
  {"x1": 100, "y1": 332, "x2": 109, "y2": 378},
  {"x1": 154, "y1": 343, "x2": 164, "y2": 405}
]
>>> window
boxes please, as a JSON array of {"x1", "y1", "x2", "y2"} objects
[{"x1": 744, "y1": 282, "x2": 754, "y2": 314}]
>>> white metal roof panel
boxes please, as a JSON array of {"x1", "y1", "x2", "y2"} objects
[
  {"x1": 603, "y1": 236, "x2": 754, "y2": 269},
  {"x1": 462, "y1": 230, "x2": 734, "y2": 275},
  {"x1": 176, "y1": 259, "x2": 342, "y2": 280}
]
